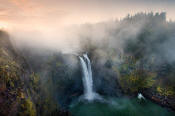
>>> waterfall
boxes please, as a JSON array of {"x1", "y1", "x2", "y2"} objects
[
  {"x1": 79, "y1": 53, "x2": 99, "y2": 101},
  {"x1": 83, "y1": 54, "x2": 93, "y2": 90}
]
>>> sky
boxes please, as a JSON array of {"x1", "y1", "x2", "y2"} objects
[
  {"x1": 0, "y1": 0, "x2": 175, "y2": 53},
  {"x1": 0, "y1": 0, "x2": 175, "y2": 30}
]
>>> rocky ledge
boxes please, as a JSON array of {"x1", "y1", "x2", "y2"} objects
[{"x1": 143, "y1": 89, "x2": 175, "y2": 111}]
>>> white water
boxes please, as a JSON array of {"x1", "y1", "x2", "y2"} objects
[
  {"x1": 79, "y1": 53, "x2": 101, "y2": 101},
  {"x1": 83, "y1": 54, "x2": 93, "y2": 90},
  {"x1": 138, "y1": 93, "x2": 145, "y2": 100}
]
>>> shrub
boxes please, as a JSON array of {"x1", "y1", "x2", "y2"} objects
[
  {"x1": 157, "y1": 86, "x2": 175, "y2": 97},
  {"x1": 18, "y1": 98, "x2": 36, "y2": 116}
]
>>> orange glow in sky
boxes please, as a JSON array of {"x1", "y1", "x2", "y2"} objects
[{"x1": 0, "y1": 0, "x2": 175, "y2": 30}]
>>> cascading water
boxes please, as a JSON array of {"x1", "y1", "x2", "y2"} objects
[
  {"x1": 83, "y1": 54, "x2": 93, "y2": 83},
  {"x1": 79, "y1": 53, "x2": 101, "y2": 101}
]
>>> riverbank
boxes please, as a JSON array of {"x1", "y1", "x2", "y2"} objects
[{"x1": 142, "y1": 89, "x2": 175, "y2": 111}]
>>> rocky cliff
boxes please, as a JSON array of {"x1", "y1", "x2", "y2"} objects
[{"x1": 0, "y1": 30, "x2": 70, "y2": 116}]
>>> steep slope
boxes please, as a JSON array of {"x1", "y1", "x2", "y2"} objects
[
  {"x1": 0, "y1": 30, "x2": 70, "y2": 116},
  {"x1": 0, "y1": 30, "x2": 35, "y2": 116}
]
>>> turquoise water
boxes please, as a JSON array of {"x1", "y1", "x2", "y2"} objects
[{"x1": 69, "y1": 97, "x2": 175, "y2": 116}]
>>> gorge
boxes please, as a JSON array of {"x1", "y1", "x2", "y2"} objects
[{"x1": 1, "y1": 12, "x2": 175, "y2": 116}]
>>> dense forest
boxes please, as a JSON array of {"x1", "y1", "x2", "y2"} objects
[{"x1": 0, "y1": 12, "x2": 175, "y2": 115}]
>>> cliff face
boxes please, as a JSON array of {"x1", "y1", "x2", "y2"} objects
[
  {"x1": 0, "y1": 30, "x2": 36, "y2": 116},
  {"x1": 0, "y1": 31, "x2": 70, "y2": 116}
]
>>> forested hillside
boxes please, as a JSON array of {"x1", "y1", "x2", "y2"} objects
[
  {"x1": 1, "y1": 12, "x2": 175, "y2": 115},
  {"x1": 0, "y1": 30, "x2": 70, "y2": 116}
]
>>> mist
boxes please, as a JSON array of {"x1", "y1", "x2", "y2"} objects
[
  {"x1": 0, "y1": 0, "x2": 175, "y2": 55},
  {"x1": 1, "y1": 1, "x2": 175, "y2": 116},
  {"x1": 3, "y1": 12, "x2": 173, "y2": 67}
]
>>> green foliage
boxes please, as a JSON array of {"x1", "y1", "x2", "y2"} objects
[
  {"x1": 115, "y1": 55, "x2": 156, "y2": 93},
  {"x1": 119, "y1": 69, "x2": 156, "y2": 93},
  {"x1": 0, "y1": 30, "x2": 66, "y2": 116},
  {"x1": 115, "y1": 13, "x2": 175, "y2": 99},
  {"x1": 18, "y1": 98, "x2": 36, "y2": 116},
  {"x1": 157, "y1": 85, "x2": 175, "y2": 97},
  {"x1": 29, "y1": 73, "x2": 40, "y2": 92},
  {"x1": 56, "y1": 61, "x2": 63, "y2": 67},
  {"x1": 28, "y1": 72, "x2": 62, "y2": 116}
]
